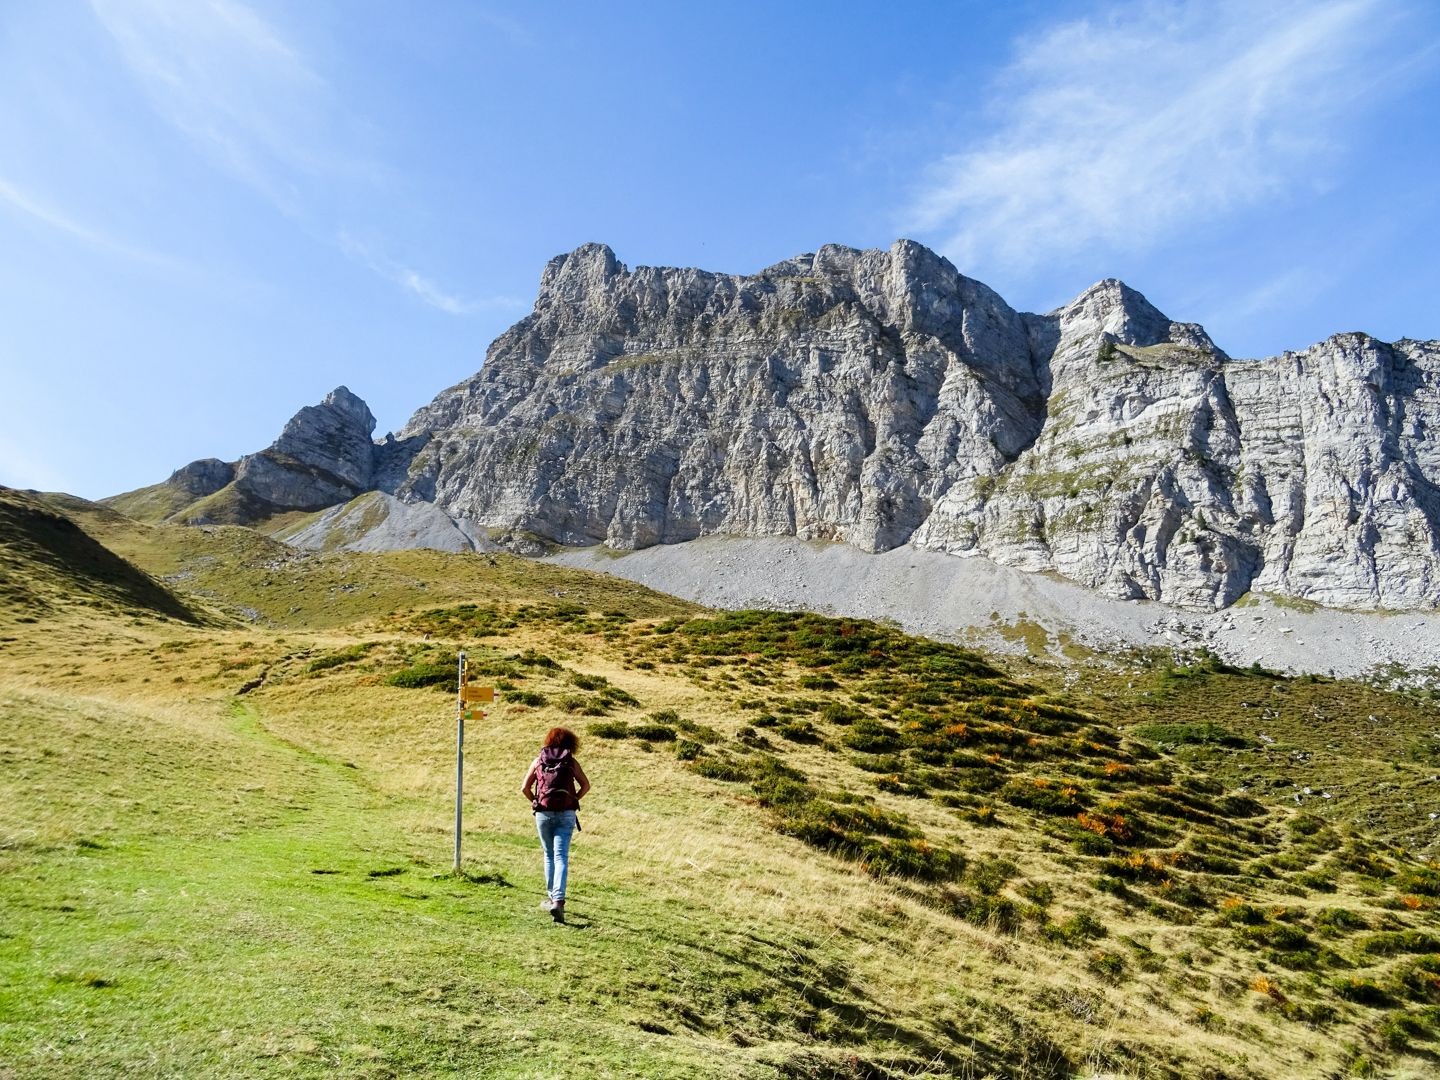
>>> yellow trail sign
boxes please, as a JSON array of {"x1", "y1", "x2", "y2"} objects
[
  {"x1": 461, "y1": 708, "x2": 484, "y2": 722},
  {"x1": 461, "y1": 685, "x2": 495, "y2": 703}
]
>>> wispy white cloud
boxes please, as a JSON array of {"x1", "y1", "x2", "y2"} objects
[
  {"x1": 88, "y1": 0, "x2": 342, "y2": 215},
  {"x1": 0, "y1": 174, "x2": 178, "y2": 267},
  {"x1": 337, "y1": 232, "x2": 525, "y2": 316},
  {"x1": 89, "y1": 0, "x2": 484, "y2": 313},
  {"x1": 907, "y1": 0, "x2": 1414, "y2": 272},
  {"x1": 1213, "y1": 266, "x2": 1336, "y2": 329},
  {"x1": 470, "y1": 9, "x2": 534, "y2": 48}
]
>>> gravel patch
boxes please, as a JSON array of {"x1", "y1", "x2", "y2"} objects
[
  {"x1": 547, "y1": 536, "x2": 1440, "y2": 679},
  {"x1": 286, "y1": 493, "x2": 497, "y2": 555}
]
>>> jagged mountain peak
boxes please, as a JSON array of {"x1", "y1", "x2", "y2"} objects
[
  {"x1": 386, "y1": 242, "x2": 1438, "y2": 610},
  {"x1": 1050, "y1": 278, "x2": 1176, "y2": 345},
  {"x1": 315, "y1": 385, "x2": 376, "y2": 427},
  {"x1": 537, "y1": 242, "x2": 624, "y2": 302},
  {"x1": 115, "y1": 242, "x2": 1440, "y2": 613},
  {"x1": 270, "y1": 385, "x2": 377, "y2": 489},
  {"x1": 106, "y1": 385, "x2": 384, "y2": 526},
  {"x1": 536, "y1": 237, "x2": 980, "y2": 300}
]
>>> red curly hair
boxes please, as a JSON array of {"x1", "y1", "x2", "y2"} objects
[{"x1": 543, "y1": 726, "x2": 579, "y2": 752}]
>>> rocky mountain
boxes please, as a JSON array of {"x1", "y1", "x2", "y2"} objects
[
  {"x1": 107, "y1": 387, "x2": 415, "y2": 526},
  {"x1": 111, "y1": 240, "x2": 1440, "y2": 611}
]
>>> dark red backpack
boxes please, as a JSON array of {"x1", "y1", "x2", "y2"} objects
[{"x1": 533, "y1": 747, "x2": 579, "y2": 811}]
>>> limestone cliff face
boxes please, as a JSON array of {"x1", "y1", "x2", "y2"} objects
[
  {"x1": 398, "y1": 241, "x2": 1047, "y2": 553},
  {"x1": 390, "y1": 241, "x2": 1440, "y2": 611},
  {"x1": 115, "y1": 240, "x2": 1440, "y2": 611}
]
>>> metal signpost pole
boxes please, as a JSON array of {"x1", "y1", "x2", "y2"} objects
[{"x1": 454, "y1": 650, "x2": 466, "y2": 874}]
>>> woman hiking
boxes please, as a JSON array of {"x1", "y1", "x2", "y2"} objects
[{"x1": 521, "y1": 726, "x2": 590, "y2": 923}]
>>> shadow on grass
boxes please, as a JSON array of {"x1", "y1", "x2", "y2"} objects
[
  {"x1": 433, "y1": 869, "x2": 514, "y2": 888},
  {"x1": 575, "y1": 897, "x2": 1029, "y2": 1077}
]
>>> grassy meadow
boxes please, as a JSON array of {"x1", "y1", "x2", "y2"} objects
[{"x1": 2, "y1": 486, "x2": 1438, "y2": 1078}]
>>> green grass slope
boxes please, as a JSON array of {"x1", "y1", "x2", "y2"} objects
[
  {"x1": 0, "y1": 487, "x2": 199, "y2": 624},
  {"x1": 1060, "y1": 654, "x2": 1440, "y2": 853},
  {"x1": 30, "y1": 490, "x2": 697, "y2": 630},
  {"x1": 100, "y1": 478, "x2": 203, "y2": 524},
  {"x1": 1, "y1": 500, "x2": 1437, "y2": 1078}
]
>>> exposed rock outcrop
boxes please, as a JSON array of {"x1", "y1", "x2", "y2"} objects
[
  {"x1": 222, "y1": 385, "x2": 378, "y2": 516},
  {"x1": 108, "y1": 386, "x2": 382, "y2": 525},
  {"x1": 267, "y1": 386, "x2": 376, "y2": 490},
  {"x1": 166, "y1": 457, "x2": 234, "y2": 498}
]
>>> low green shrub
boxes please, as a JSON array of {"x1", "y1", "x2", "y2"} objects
[
  {"x1": 511, "y1": 650, "x2": 559, "y2": 669},
  {"x1": 599, "y1": 685, "x2": 640, "y2": 706},
  {"x1": 672, "y1": 717, "x2": 722, "y2": 743},
  {"x1": 306, "y1": 643, "x2": 375, "y2": 672},
  {"x1": 736, "y1": 726, "x2": 770, "y2": 749},
  {"x1": 1393, "y1": 956, "x2": 1440, "y2": 1003},
  {"x1": 385, "y1": 662, "x2": 455, "y2": 690},
  {"x1": 939, "y1": 888, "x2": 1019, "y2": 932},
  {"x1": 1088, "y1": 951, "x2": 1126, "y2": 982},
  {"x1": 873, "y1": 774, "x2": 928, "y2": 798},
  {"x1": 860, "y1": 837, "x2": 964, "y2": 881},
  {"x1": 778, "y1": 720, "x2": 822, "y2": 744},
  {"x1": 1314, "y1": 907, "x2": 1368, "y2": 935},
  {"x1": 688, "y1": 756, "x2": 748, "y2": 782},
  {"x1": 966, "y1": 857, "x2": 1017, "y2": 896},
  {"x1": 1360, "y1": 930, "x2": 1440, "y2": 956},
  {"x1": 1292, "y1": 870, "x2": 1338, "y2": 893},
  {"x1": 1129, "y1": 722, "x2": 1254, "y2": 749},
  {"x1": 1333, "y1": 977, "x2": 1392, "y2": 1006},
  {"x1": 1238, "y1": 922, "x2": 1313, "y2": 952},
  {"x1": 1045, "y1": 910, "x2": 1108, "y2": 946},
  {"x1": 999, "y1": 777, "x2": 1086, "y2": 816},
  {"x1": 820, "y1": 702, "x2": 862, "y2": 725},
  {"x1": 1378, "y1": 1011, "x2": 1431, "y2": 1051},
  {"x1": 1019, "y1": 881, "x2": 1055, "y2": 906},
  {"x1": 1396, "y1": 866, "x2": 1440, "y2": 897},
  {"x1": 588, "y1": 721, "x2": 631, "y2": 739},
  {"x1": 842, "y1": 718, "x2": 901, "y2": 753}
]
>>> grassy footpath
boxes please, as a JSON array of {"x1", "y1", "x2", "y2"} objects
[{"x1": 0, "y1": 685, "x2": 785, "y2": 1078}]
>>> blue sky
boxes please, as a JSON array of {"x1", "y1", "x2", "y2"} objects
[{"x1": 2, "y1": 0, "x2": 1438, "y2": 499}]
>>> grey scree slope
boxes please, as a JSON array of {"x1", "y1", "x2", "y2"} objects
[{"x1": 548, "y1": 535, "x2": 1440, "y2": 678}]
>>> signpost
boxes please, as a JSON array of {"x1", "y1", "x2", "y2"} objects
[
  {"x1": 453, "y1": 650, "x2": 496, "y2": 874},
  {"x1": 454, "y1": 652, "x2": 466, "y2": 873}
]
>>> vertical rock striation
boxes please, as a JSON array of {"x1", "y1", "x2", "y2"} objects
[{"x1": 398, "y1": 241, "x2": 1047, "y2": 553}]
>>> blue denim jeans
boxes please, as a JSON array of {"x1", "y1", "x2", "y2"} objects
[{"x1": 534, "y1": 810, "x2": 577, "y2": 901}]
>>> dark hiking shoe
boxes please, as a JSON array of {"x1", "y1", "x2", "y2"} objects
[{"x1": 550, "y1": 900, "x2": 565, "y2": 923}]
